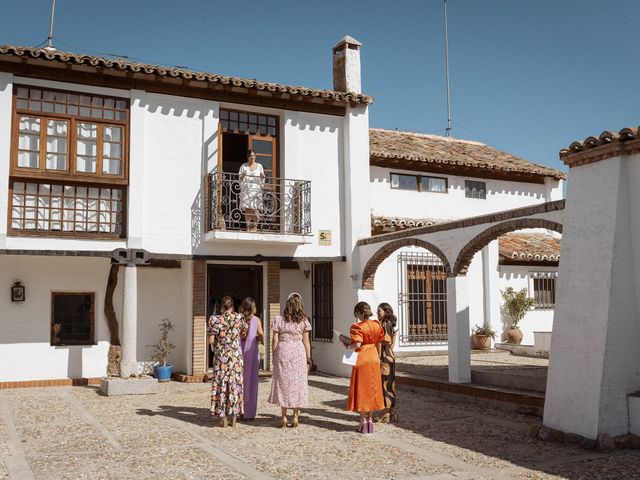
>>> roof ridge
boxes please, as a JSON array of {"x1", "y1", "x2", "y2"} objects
[
  {"x1": 369, "y1": 127, "x2": 485, "y2": 146},
  {"x1": 0, "y1": 44, "x2": 373, "y2": 105}
]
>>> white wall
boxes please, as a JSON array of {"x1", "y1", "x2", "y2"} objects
[
  {"x1": 496, "y1": 265, "x2": 556, "y2": 346},
  {"x1": 370, "y1": 165, "x2": 553, "y2": 222},
  {"x1": 0, "y1": 256, "x2": 119, "y2": 381},
  {"x1": 0, "y1": 72, "x2": 13, "y2": 250}
]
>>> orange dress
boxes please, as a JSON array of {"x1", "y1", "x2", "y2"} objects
[{"x1": 346, "y1": 319, "x2": 385, "y2": 412}]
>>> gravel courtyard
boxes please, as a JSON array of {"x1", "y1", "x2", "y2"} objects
[{"x1": 1, "y1": 375, "x2": 639, "y2": 480}]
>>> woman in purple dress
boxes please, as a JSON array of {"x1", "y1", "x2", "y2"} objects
[
  {"x1": 239, "y1": 297, "x2": 264, "y2": 420},
  {"x1": 268, "y1": 293, "x2": 312, "y2": 428}
]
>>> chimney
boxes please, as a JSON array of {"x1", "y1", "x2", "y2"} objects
[{"x1": 332, "y1": 35, "x2": 362, "y2": 94}]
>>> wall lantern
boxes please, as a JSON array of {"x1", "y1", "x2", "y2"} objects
[{"x1": 11, "y1": 281, "x2": 25, "y2": 302}]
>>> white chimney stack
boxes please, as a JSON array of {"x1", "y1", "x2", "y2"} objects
[{"x1": 332, "y1": 35, "x2": 362, "y2": 94}]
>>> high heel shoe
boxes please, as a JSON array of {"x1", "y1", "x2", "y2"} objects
[
  {"x1": 390, "y1": 410, "x2": 399, "y2": 423},
  {"x1": 367, "y1": 419, "x2": 374, "y2": 434},
  {"x1": 358, "y1": 421, "x2": 366, "y2": 433},
  {"x1": 292, "y1": 415, "x2": 299, "y2": 428},
  {"x1": 280, "y1": 416, "x2": 289, "y2": 428},
  {"x1": 376, "y1": 412, "x2": 390, "y2": 423}
]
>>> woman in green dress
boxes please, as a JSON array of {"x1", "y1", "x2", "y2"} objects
[{"x1": 377, "y1": 302, "x2": 398, "y2": 423}]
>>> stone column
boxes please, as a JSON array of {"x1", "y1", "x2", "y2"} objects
[
  {"x1": 120, "y1": 264, "x2": 138, "y2": 378},
  {"x1": 447, "y1": 275, "x2": 471, "y2": 383}
]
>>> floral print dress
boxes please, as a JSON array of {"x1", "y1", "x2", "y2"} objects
[{"x1": 207, "y1": 311, "x2": 247, "y2": 417}]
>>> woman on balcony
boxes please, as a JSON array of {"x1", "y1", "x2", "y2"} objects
[
  {"x1": 268, "y1": 293, "x2": 312, "y2": 428},
  {"x1": 208, "y1": 296, "x2": 247, "y2": 428},
  {"x1": 343, "y1": 301, "x2": 385, "y2": 434},
  {"x1": 239, "y1": 297, "x2": 264, "y2": 420},
  {"x1": 239, "y1": 149, "x2": 265, "y2": 232}
]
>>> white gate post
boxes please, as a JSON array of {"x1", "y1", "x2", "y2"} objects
[{"x1": 447, "y1": 275, "x2": 471, "y2": 383}]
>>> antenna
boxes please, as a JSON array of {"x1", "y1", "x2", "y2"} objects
[
  {"x1": 444, "y1": 0, "x2": 452, "y2": 137},
  {"x1": 45, "y1": 0, "x2": 56, "y2": 52}
]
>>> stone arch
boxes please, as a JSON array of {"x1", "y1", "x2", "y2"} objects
[
  {"x1": 453, "y1": 218, "x2": 563, "y2": 276},
  {"x1": 361, "y1": 238, "x2": 451, "y2": 290}
]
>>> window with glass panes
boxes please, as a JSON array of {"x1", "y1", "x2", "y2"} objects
[
  {"x1": 390, "y1": 173, "x2": 448, "y2": 193},
  {"x1": 10, "y1": 86, "x2": 128, "y2": 238},
  {"x1": 12, "y1": 86, "x2": 128, "y2": 178},
  {"x1": 465, "y1": 180, "x2": 487, "y2": 199}
]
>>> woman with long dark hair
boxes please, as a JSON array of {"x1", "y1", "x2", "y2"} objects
[
  {"x1": 377, "y1": 302, "x2": 398, "y2": 422},
  {"x1": 344, "y1": 301, "x2": 385, "y2": 434},
  {"x1": 268, "y1": 293, "x2": 312, "y2": 428},
  {"x1": 238, "y1": 149, "x2": 265, "y2": 231},
  {"x1": 239, "y1": 297, "x2": 263, "y2": 420}
]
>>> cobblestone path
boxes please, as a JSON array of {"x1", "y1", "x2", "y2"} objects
[{"x1": 1, "y1": 375, "x2": 638, "y2": 479}]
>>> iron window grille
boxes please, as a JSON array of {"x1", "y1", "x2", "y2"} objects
[
  {"x1": 51, "y1": 292, "x2": 95, "y2": 346},
  {"x1": 530, "y1": 272, "x2": 557, "y2": 309},
  {"x1": 465, "y1": 180, "x2": 487, "y2": 199},
  {"x1": 312, "y1": 262, "x2": 333, "y2": 342},
  {"x1": 398, "y1": 251, "x2": 448, "y2": 345}
]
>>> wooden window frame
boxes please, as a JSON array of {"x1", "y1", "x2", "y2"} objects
[
  {"x1": 390, "y1": 172, "x2": 448, "y2": 193},
  {"x1": 11, "y1": 85, "x2": 130, "y2": 186},
  {"x1": 50, "y1": 292, "x2": 96, "y2": 346}
]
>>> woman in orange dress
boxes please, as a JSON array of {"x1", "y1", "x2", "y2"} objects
[{"x1": 344, "y1": 301, "x2": 385, "y2": 434}]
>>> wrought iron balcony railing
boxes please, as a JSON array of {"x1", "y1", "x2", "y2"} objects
[{"x1": 206, "y1": 172, "x2": 311, "y2": 235}]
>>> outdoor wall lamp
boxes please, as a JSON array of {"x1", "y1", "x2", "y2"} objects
[
  {"x1": 11, "y1": 280, "x2": 25, "y2": 302},
  {"x1": 350, "y1": 273, "x2": 359, "y2": 281}
]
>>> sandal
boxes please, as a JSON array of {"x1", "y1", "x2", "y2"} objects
[
  {"x1": 376, "y1": 412, "x2": 390, "y2": 423},
  {"x1": 280, "y1": 416, "x2": 289, "y2": 428},
  {"x1": 292, "y1": 415, "x2": 299, "y2": 428},
  {"x1": 219, "y1": 417, "x2": 228, "y2": 428}
]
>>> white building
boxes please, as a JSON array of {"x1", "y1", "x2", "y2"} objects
[{"x1": 0, "y1": 38, "x2": 565, "y2": 385}]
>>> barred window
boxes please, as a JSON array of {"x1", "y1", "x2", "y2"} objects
[
  {"x1": 530, "y1": 272, "x2": 557, "y2": 309},
  {"x1": 10, "y1": 180, "x2": 124, "y2": 236},
  {"x1": 465, "y1": 180, "x2": 486, "y2": 199},
  {"x1": 51, "y1": 293, "x2": 95, "y2": 346},
  {"x1": 312, "y1": 262, "x2": 333, "y2": 342}
]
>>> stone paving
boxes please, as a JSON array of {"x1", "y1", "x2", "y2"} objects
[{"x1": 1, "y1": 375, "x2": 639, "y2": 480}]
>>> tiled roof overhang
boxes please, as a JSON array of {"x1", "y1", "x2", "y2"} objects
[
  {"x1": 370, "y1": 128, "x2": 566, "y2": 183},
  {"x1": 0, "y1": 45, "x2": 373, "y2": 116},
  {"x1": 560, "y1": 127, "x2": 640, "y2": 168},
  {"x1": 498, "y1": 232, "x2": 561, "y2": 265}
]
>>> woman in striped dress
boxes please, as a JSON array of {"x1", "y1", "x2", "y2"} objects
[{"x1": 377, "y1": 302, "x2": 398, "y2": 423}]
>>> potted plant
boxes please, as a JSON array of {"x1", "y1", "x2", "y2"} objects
[
  {"x1": 471, "y1": 324, "x2": 496, "y2": 350},
  {"x1": 500, "y1": 287, "x2": 535, "y2": 345},
  {"x1": 147, "y1": 319, "x2": 175, "y2": 382}
]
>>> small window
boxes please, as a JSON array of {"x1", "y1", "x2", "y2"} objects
[
  {"x1": 421, "y1": 176, "x2": 447, "y2": 193},
  {"x1": 51, "y1": 293, "x2": 95, "y2": 346},
  {"x1": 390, "y1": 173, "x2": 419, "y2": 191},
  {"x1": 312, "y1": 262, "x2": 333, "y2": 342},
  {"x1": 530, "y1": 273, "x2": 557, "y2": 309},
  {"x1": 465, "y1": 180, "x2": 486, "y2": 199}
]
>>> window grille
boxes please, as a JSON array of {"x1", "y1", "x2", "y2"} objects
[
  {"x1": 397, "y1": 252, "x2": 448, "y2": 345},
  {"x1": 530, "y1": 272, "x2": 557, "y2": 309},
  {"x1": 465, "y1": 180, "x2": 486, "y2": 199},
  {"x1": 312, "y1": 262, "x2": 333, "y2": 342},
  {"x1": 51, "y1": 293, "x2": 95, "y2": 346}
]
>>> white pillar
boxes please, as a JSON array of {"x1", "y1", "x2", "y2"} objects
[
  {"x1": 447, "y1": 275, "x2": 471, "y2": 383},
  {"x1": 120, "y1": 264, "x2": 138, "y2": 377}
]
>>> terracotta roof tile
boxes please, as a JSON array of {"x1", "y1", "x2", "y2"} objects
[
  {"x1": 499, "y1": 232, "x2": 561, "y2": 263},
  {"x1": 0, "y1": 45, "x2": 373, "y2": 105},
  {"x1": 372, "y1": 216, "x2": 441, "y2": 229},
  {"x1": 560, "y1": 126, "x2": 640, "y2": 164},
  {"x1": 370, "y1": 128, "x2": 566, "y2": 180}
]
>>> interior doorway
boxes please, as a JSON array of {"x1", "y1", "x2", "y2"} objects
[
  {"x1": 222, "y1": 133, "x2": 248, "y2": 174},
  {"x1": 206, "y1": 264, "x2": 263, "y2": 369}
]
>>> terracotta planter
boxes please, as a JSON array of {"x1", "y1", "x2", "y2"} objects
[
  {"x1": 506, "y1": 327, "x2": 523, "y2": 345},
  {"x1": 472, "y1": 334, "x2": 491, "y2": 350}
]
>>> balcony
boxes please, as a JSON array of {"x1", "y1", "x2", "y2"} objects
[{"x1": 205, "y1": 172, "x2": 311, "y2": 243}]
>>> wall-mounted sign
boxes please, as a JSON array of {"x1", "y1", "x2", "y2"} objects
[{"x1": 318, "y1": 230, "x2": 332, "y2": 246}]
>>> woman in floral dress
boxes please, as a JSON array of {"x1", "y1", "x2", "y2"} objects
[
  {"x1": 268, "y1": 293, "x2": 312, "y2": 428},
  {"x1": 208, "y1": 296, "x2": 247, "y2": 428}
]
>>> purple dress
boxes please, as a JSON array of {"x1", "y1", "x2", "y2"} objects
[
  {"x1": 240, "y1": 315, "x2": 260, "y2": 419},
  {"x1": 268, "y1": 316, "x2": 311, "y2": 408}
]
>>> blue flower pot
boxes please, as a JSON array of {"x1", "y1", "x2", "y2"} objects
[{"x1": 154, "y1": 364, "x2": 173, "y2": 382}]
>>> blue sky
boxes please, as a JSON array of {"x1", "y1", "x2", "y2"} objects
[{"x1": 2, "y1": 0, "x2": 639, "y2": 171}]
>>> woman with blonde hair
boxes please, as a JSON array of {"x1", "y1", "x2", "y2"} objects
[
  {"x1": 239, "y1": 297, "x2": 264, "y2": 420},
  {"x1": 207, "y1": 295, "x2": 247, "y2": 427},
  {"x1": 268, "y1": 292, "x2": 312, "y2": 428},
  {"x1": 343, "y1": 301, "x2": 385, "y2": 433}
]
